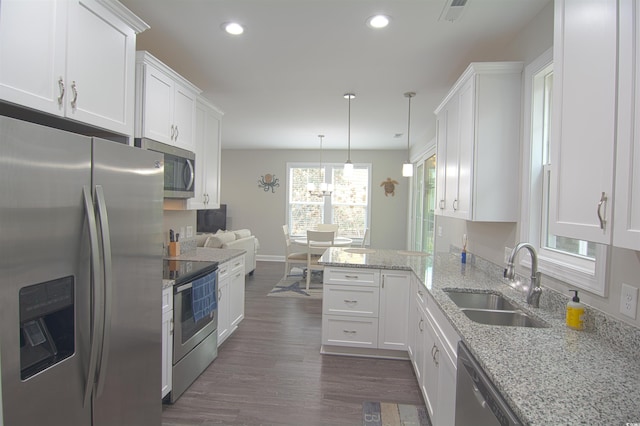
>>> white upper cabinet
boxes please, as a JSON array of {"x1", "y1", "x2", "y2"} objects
[
  {"x1": 435, "y1": 62, "x2": 523, "y2": 222},
  {"x1": 614, "y1": 0, "x2": 640, "y2": 250},
  {"x1": 135, "y1": 51, "x2": 200, "y2": 152},
  {"x1": 187, "y1": 97, "x2": 223, "y2": 210},
  {"x1": 549, "y1": 0, "x2": 617, "y2": 244},
  {"x1": 0, "y1": 0, "x2": 146, "y2": 135},
  {"x1": 550, "y1": 0, "x2": 639, "y2": 250}
]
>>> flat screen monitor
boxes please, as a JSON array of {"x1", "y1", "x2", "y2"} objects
[{"x1": 197, "y1": 205, "x2": 227, "y2": 233}]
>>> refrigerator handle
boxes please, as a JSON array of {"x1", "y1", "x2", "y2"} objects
[
  {"x1": 82, "y1": 186, "x2": 104, "y2": 408},
  {"x1": 94, "y1": 185, "x2": 113, "y2": 398}
]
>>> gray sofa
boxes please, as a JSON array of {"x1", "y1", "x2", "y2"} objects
[{"x1": 196, "y1": 229, "x2": 258, "y2": 275}]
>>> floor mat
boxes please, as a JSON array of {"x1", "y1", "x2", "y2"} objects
[{"x1": 362, "y1": 401, "x2": 431, "y2": 426}]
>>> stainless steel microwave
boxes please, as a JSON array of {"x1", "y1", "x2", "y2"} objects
[{"x1": 134, "y1": 138, "x2": 195, "y2": 198}]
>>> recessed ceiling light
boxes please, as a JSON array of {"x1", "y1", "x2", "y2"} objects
[
  {"x1": 366, "y1": 14, "x2": 390, "y2": 29},
  {"x1": 222, "y1": 22, "x2": 244, "y2": 35}
]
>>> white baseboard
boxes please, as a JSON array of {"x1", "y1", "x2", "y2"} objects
[{"x1": 256, "y1": 255, "x2": 284, "y2": 262}]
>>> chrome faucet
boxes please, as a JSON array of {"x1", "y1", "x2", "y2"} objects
[{"x1": 503, "y1": 242, "x2": 542, "y2": 308}]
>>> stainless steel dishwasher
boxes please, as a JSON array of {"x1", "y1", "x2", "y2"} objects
[{"x1": 455, "y1": 342, "x2": 522, "y2": 426}]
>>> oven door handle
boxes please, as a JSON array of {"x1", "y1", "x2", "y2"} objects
[{"x1": 175, "y1": 282, "x2": 192, "y2": 293}]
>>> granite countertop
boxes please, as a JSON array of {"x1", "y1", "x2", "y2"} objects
[
  {"x1": 162, "y1": 247, "x2": 245, "y2": 289},
  {"x1": 319, "y1": 247, "x2": 640, "y2": 425}
]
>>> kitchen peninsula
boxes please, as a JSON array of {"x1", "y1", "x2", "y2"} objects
[{"x1": 319, "y1": 247, "x2": 640, "y2": 425}]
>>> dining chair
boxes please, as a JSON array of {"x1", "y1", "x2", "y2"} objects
[
  {"x1": 305, "y1": 230, "x2": 334, "y2": 290},
  {"x1": 361, "y1": 228, "x2": 370, "y2": 248},
  {"x1": 282, "y1": 225, "x2": 307, "y2": 278},
  {"x1": 315, "y1": 223, "x2": 339, "y2": 235}
]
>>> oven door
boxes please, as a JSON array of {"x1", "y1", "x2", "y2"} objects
[{"x1": 173, "y1": 272, "x2": 218, "y2": 363}]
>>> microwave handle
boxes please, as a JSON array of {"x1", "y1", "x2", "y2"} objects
[{"x1": 184, "y1": 159, "x2": 195, "y2": 191}]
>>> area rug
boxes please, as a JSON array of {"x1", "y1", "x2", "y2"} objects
[
  {"x1": 267, "y1": 268, "x2": 323, "y2": 299},
  {"x1": 362, "y1": 401, "x2": 431, "y2": 426}
]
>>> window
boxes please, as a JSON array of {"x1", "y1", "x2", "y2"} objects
[
  {"x1": 520, "y1": 48, "x2": 606, "y2": 295},
  {"x1": 287, "y1": 163, "x2": 371, "y2": 241},
  {"x1": 410, "y1": 151, "x2": 436, "y2": 254}
]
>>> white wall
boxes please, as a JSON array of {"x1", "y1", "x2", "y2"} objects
[{"x1": 219, "y1": 149, "x2": 410, "y2": 259}]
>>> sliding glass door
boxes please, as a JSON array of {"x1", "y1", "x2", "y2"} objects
[{"x1": 412, "y1": 153, "x2": 436, "y2": 253}]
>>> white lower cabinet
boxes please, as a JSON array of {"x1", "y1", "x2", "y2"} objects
[
  {"x1": 409, "y1": 279, "x2": 459, "y2": 426},
  {"x1": 217, "y1": 255, "x2": 245, "y2": 346},
  {"x1": 321, "y1": 267, "x2": 408, "y2": 356},
  {"x1": 161, "y1": 286, "x2": 173, "y2": 399}
]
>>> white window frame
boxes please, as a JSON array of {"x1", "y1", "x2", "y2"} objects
[
  {"x1": 519, "y1": 48, "x2": 608, "y2": 296},
  {"x1": 286, "y1": 162, "x2": 372, "y2": 242}
]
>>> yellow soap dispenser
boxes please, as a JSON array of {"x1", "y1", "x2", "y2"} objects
[{"x1": 566, "y1": 290, "x2": 585, "y2": 330}]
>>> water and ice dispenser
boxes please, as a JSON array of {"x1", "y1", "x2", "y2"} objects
[{"x1": 19, "y1": 276, "x2": 75, "y2": 380}]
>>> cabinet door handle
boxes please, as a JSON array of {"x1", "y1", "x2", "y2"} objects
[
  {"x1": 70, "y1": 81, "x2": 78, "y2": 108},
  {"x1": 57, "y1": 77, "x2": 65, "y2": 105},
  {"x1": 170, "y1": 125, "x2": 175, "y2": 140},
  {"x1": 218, "y1": 288, "x2": 222, "y2": 301},
  {"x1": 418, "y1": 318, "x2": 424, "y2": 332},
  {"x1": 382, "y1": 276, "x2": 385, "y2": 289},
  {"x1": 452, "y1": 199, "x2": 458, "y2": 211},
  {"x1": 170, "y1": 317, "x2": 174, "y2": 335},
  {"x1": 597, "y1": 191, "x2": 607, "y2": 230},
  {"x1": 434, "y1": 347, "x2": 440, "y2": 367},
  {"x1": 175, "y1": 125, "x2": 179, "y2": 141},
  {"x1": 439, "y1": 199, "x2": 444, "y2": 210}
]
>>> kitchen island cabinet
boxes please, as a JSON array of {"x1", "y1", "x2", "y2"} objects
[
  {"x1": 0, "y1": 0, "x2": 147, "y2": 136},
  {"x1": 321, "y1": 266, "x2": 409, "y2": 358}
]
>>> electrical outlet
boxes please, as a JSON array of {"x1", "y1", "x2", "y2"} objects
[
  {"x1": 504, "y1": 247, "x2": 512, "y2": 264},
  {"x1": 186, "y1": 226, "x2": 193, "y2": 238},
  {"x1": 437, "y1": 226, "x2": 443, "y2": 237},
  {"x1": 620, "y1": 283, "x2": 638, "y2": 319}
]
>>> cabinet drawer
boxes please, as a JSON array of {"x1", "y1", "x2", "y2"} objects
[
  {"x1": 162, "y1": 287, "x2": 173, "y2": 313},
  {"x1": 322, "y1": 316, "x2": 378, "y2": 348},
  {"x1": 324, "y1": 267, "x2": 379, "y2": 286},
  {"x1": 229, "y1": 255, "x2": 244, "y2": 273},
  {"x1": 323, "y1": 285, "x2": 379, "y2": 317},
  {"x1": 218, "y1": 262, "x2": 230, "y2": 280}
]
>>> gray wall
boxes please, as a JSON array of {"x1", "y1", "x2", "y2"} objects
[{"x1": 219, "y1": 149, "x2": 409, "y2": 259}]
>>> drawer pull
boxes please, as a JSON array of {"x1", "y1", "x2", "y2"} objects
[
  {"x1": 344, "y1": 275, "x2": 359, "y2": 279},
  {"x1": 342, "y1": 329, "x2": 357, "y2": 334},
  {"x1": 343, "y1": 299, "x2": 358, "y2": 305}
]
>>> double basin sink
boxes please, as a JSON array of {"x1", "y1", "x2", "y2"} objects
[{"x1": 444, "y1": 290, "x2": 549, "y2": 328}]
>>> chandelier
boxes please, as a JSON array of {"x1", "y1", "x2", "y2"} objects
[{"x1": 307, "y1": 134, "x2": 333, "y2": 197}]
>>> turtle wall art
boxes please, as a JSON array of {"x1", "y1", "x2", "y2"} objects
[
  {"x1": 258, "y1": 173, "x2": 280, "y2": 193},
  {"x1": 380, "y1": 177, "x2": 399, "y2": 197}
]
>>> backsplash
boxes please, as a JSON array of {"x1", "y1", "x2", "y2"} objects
[{"x1": 453, "y1": 246, "x2": 640, "y2": 358}]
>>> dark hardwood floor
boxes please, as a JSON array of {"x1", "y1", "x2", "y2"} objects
[{"x1": 162, "y1": 261, "x2": 424, "y2": 426}]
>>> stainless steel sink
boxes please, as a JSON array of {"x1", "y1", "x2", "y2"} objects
[
  {"x1": 460, "y1": 309, "x2": 549, "y2": 328},
  {"x1": 444, "y1": 290, "x2": 519, "y2": 311},
  {"x1": 444, "y1": 289, "x2": 549, "y2": 328}
]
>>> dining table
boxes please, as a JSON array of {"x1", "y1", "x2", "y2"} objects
[{"x1": 293, "y1": 236, "x2": 353, "y2": 247}]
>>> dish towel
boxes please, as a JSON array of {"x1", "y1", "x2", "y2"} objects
[{"x1": 192, "y1": 272, "x2": 217, "y2": 322}]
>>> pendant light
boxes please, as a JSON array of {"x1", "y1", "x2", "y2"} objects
[
  {"x1": 307, "y1": 134, "x2": 333, "y2": 197},
  {"x1": 402, "y1": 92, "x2": 415, "y2": 177},
  {"x1": 343, "y1": 93, "x2": 355, "y2": 178}
]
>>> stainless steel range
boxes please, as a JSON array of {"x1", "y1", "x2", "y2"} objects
[{"x1": 163, "y1": 260, "x2": 218, "y2": 403}]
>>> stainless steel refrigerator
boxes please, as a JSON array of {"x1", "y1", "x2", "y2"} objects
[{"x1": 0, "y1": 115, "x2": 164, "y2": 425}]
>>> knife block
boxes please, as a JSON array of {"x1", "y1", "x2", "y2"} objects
[{"x1": 168, "y1": 242, "x2": 180, "y2": 257}]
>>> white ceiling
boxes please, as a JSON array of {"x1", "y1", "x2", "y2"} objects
[{"x1": 120, "y1": 0, "x2": 550, "y2": 150}]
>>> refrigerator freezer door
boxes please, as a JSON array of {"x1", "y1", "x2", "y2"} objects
[
  {"x1": 91, "y1": 140, "x2": 164, "y2": 426},
  {"x1": 0, "y1": 116, "x2": 92, "y2": 425}
]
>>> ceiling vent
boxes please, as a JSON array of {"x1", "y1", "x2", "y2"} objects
[{"x1": 439, "y1": 0, "x2": 469, "y2": 22}]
